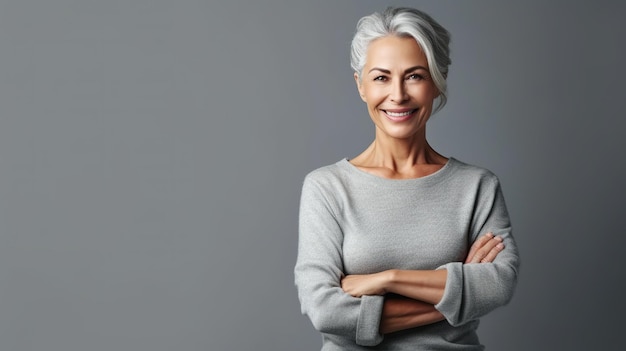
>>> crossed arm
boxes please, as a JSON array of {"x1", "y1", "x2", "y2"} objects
[{"x1": 341, "y1": 233, "x2": 505, "y2": 334}]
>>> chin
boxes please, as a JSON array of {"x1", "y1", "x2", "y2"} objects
[{"x1": 380, "y1": 126, "x2": 422, "y2": 140}]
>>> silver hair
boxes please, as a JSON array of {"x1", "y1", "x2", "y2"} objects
[{"x1": 350, "y1": 7, "x2": 452, "y2": 112}]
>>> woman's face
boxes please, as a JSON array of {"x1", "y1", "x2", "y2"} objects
[{"x1": 355, "y1": 36, "x2": 439, "y2": 140}]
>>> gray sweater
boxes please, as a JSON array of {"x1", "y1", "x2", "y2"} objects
[{"x1": 295, "y1": 158, "x2": 519, "y2": 350}]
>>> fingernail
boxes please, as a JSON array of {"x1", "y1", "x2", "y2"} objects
[{"x1": 496, "y1": 243, "x2": 504, "y2": 249}]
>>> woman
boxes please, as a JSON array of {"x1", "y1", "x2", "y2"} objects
[{"x1": 294, "y1": 7, "x2": 519, "y2": 350}]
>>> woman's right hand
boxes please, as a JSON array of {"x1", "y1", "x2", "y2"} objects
[{"x1": 464, "y1": 232, "x2": 504, "y2": 263}]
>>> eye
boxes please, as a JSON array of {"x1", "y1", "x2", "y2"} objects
[
  {"x1": 407, "y1": 73, "x2": 424, "y2": 81},
  {"x1": 373, "y1": 75, "x2": 388, "y2": 82}
]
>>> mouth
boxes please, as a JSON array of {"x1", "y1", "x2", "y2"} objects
[{"x1": 382, "y1": 108, "x2": 418, "y2": 122}]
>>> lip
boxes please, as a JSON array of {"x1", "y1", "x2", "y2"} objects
[{"x1": 381, "y1": 108, "x2": 418, "y2": 122}]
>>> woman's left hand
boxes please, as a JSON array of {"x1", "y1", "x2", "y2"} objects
[{"x1": 341, "y1": 271, "x2": 390, "y2": 297}]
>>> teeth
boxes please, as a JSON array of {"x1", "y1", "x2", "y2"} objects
[{"x1": 385, "y1": 110, "x2": 414, "y2": 117}]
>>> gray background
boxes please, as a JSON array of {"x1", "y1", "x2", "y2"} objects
[{"x1": 0, "y1": 0, "x2": 624, "y2": 350}]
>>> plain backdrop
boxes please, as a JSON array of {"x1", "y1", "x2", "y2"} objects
[{"x1": 0, "y1": 1, "x2": 624, "y2": 350}]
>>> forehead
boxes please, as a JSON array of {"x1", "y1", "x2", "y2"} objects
[{"x1": 365, "y1": 36, "x2": 428, "y2": 69}]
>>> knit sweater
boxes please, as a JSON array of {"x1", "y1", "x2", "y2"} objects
[{"x1": 294, "y1": 158, "x2": 519, "y2": 350}]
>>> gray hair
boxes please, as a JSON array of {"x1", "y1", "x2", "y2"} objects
[{"x1": 350, "y1": 7, "x2": 452, "y2": 112}]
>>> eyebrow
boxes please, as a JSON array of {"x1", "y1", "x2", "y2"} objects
[{"x1": 368, "y1": 65, "x2": 429, "y2": 74}]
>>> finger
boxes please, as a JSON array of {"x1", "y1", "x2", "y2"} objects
[
  {"x1": 480, "y1": 242, "x2": 505, "y2": 263},
  {"x1": 340, "y1": 277, "x2": 348, "y2": 291},
  {"x1": 465, "y1": 233, "x2": 494, "y2": 263},
  {"x1": 469, "y1": 235, "x2": 502, "y2": 263}
]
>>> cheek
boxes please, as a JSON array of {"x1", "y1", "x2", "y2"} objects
[
  {"x1": 364, "y1": 92, "x2": 385, "y2": 109},
  {"x1": 413, "y1": 88, "x2": 438, "y2": 104}
]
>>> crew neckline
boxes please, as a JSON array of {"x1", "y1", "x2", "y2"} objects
[{"x1": 338, "y1": 157, "x2": 457, "y2": 187}]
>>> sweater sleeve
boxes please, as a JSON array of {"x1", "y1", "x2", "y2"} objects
[
  {"x1": 435, "y1": 175, "x2": 520, "y2": 326},
  {"x1": 294, "y1": 174, "x2": 385, "y2": 346}
]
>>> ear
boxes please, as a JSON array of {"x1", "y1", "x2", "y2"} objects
[
  {"x1": 431, "y1": 81, "x2": 441, "y2": 99},
  {"x1": 354, "y1": 72, "x2": 366, "y2": 102},
  {"x1": 434, "y1": 73, "x2": 446, "y2": 98}
]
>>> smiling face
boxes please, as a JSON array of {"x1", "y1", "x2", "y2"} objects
[{"x1": 355, "y1": 35, "x2": 440, "y2": 141}]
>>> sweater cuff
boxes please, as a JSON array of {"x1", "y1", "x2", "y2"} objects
[
  {"x1": 434, "y1": 262, "x2": 463, "y2": 326},
  {"x1": 355, "y1": 295, "x2": 384, "y2": 346}
]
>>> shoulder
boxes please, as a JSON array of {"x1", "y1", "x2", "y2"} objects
[
  {"x1": 303, "y1": 159, "x2": 351, "y2": 187},
  {"x1": 300, "y1": 160, "x2": 354, "y2": 212},
  {"x1": 300, "y1": 159, "x2": 362, "y2": 205},
  {"x1": 448, "y1": 158, "x2": 501, "y2": 187}
]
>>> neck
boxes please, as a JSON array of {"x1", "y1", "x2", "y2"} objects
[
  {"x1": 351, "y1": 128, "x2": 448, "y2": 179},
  {"x1": 370, "y1": 128, "x2": 443, "y2": 168}
]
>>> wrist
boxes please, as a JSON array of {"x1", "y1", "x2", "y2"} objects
[{"x1": 383, "y1": 269, "x2": 399, "y2": 294}]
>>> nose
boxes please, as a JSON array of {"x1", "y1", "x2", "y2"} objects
[{"x1": 390, "y1": 80, "x2": 408, "y2": 103}]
